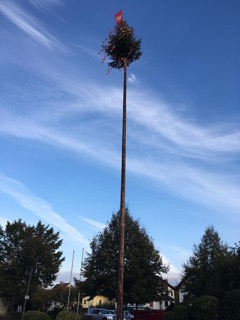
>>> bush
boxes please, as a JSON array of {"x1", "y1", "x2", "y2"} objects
[
  {"x1": 162, "y1": 311, "x2": 174, "y2": 320},
  {"x1": 23, "y1": 310, "x2": 52, "y2": 320},
  {"x1": 192, "y1": 295, "x2": 218, "y2": 320},
  {"x1": 174, "y1": 305, "x2": 188, "y2": 320},
  {"x1": 47, "y1": 307, "x2": 63, "y2": 319},
  {"x1": 56, "y1": 311, "x2": 81, "y2": 320}
]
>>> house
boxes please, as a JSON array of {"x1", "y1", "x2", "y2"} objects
[
  {"x1": 82, "y1": 295, "x2": 113, "y2": 308},
  {"x1": 174, "y1": 277, "x2": 186, "y2": 304},
  {"x1": 51, "y1": 281, "x2": 71, "y2": 291},
  {"x1": 147, "y1": 280, "x2": 176, "y2": 310},
  {"x1": 48, "y1": 281, "x2": 71, "y2": 310},
  {"x1": 81, "y1": 280, "x2": 179, "y2": 311}
]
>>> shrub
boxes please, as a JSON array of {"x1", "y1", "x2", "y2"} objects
[
  {"x1": 56, "y1": 311, "x2": 81, "y2": 320},
  {"x1": 23, "y1": 310, "x2": 52, "y2": 320},
  {"x1": 162, "y1": 311, "x2": 174, "y2": 320},
  {"x1": 47, "y1": 307, "x2": 63, "y2": 319},
  {"x1": 174, "y1": 305, "x2": 188, "y2": 320},
  {"x1": 192, "y1": 295, "x2": 218, "y2": 320}
]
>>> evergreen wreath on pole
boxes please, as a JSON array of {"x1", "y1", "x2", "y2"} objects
[{"x1": 100, "y1": 20, "x2": 142, "y2": 73}]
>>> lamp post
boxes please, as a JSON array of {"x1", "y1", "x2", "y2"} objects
[
  {"x1": 21, "y1": 267, "x2": 35, "y2": 320},
  {"x1": 67, "y1": 250, "x2": 75, "y2": 311},
  {"x1": 77, "y1": 248, "x2": 84, "y2": 315}
]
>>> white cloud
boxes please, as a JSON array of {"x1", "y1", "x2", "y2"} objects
[
  {"x1": 0, "y1": 217, "x2": 8, "y2": 228},
  {"x1": 128, "y1": 73, "x2": 137, "y2": 83},
  {"x1": 161, "y1": 253, "x2": 182, "y2": 284},
  {"x1": 0, "y1": 26, "x2": 239, "y2": 222},
  {"x1": 0, "y1": 0, "x2": 64, "y2": 50},
  {"x1": 81, "y1": 217, "x2": 106, "y2": 230},
  {"x1": 0, "y1": 173, "x2": 89, "y2": 246},
  {"x1": 28, "y1": 0, "x2": 63, "y2": 9},
  {"x1": 1, "y1": 80, "x2": 240, "y2": 218}
]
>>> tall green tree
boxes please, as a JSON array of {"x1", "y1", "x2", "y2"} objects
[
  {"x1": 182, "y1": 226, "x2": 229, "y2": 300},
  {"x1": 81, "y1": 209, "x2": 168, "y2": 305},
  {"x1": 213, "y1": 241, "x2": 240, "y2": 300},
  {"x1": 0, "y1": 219, "x2": 65, "y2": 312},
  {"x1": 101, "y1": 19, "x2": 142, "y2": 320}
]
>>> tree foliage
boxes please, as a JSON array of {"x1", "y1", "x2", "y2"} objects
[
  {"x1": 182, "y1": 226, "x2": 229, "y2": 299},
  {"x1": 213, "y1": 241, "x2": 240, "y2": 300},
  {"x1": 81, "y1": 209, "x2": 168, "y2": 305},
  {"x1": 0, "y1": 219, "x2": 65, "y2": 311},
  {"x1": 101, "y1": 21, "x2": 142, "y2": 70},
  {"x1": 222, "y1": 289, "x2": 240, "y2": 320}
]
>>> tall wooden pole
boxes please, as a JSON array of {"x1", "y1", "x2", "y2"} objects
[
  {"x1": 67, "y1": 250, "x2": 75, "y2": 311},
  {"x1": 117, "y1": 58, "x2": 127, "y2": 320}
]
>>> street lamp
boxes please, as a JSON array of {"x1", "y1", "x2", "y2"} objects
[
  {"x1": 21, "y1": 266, "x2": 36, "y2": 320},
  {"x1": 77, "y1": 248, "x2": 84, "y2": 315}
]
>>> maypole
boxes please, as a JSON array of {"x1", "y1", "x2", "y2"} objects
[{"x1": 100, "y1": 11, "x2": 142, "y2": 320}]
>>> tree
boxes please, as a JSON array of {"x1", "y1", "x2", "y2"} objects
[
  {"x1": 182, "y1": 226, "x2": 229, "y2": 300},
  {"x1": 100, "y1": 18, "x2": 142, "y2": 320},
  {"x1": 31, "y1": 288, "x2": 52, "y2": 312},
  {"x1": 81, "y1": 209, "x2": 168, "y2": 305},
  {"x1": 0, "y1": 219, "x2": 65, "y2": 312},
  {"x1": 222, "y1": 289, "x2": 240, "y2": 320}
]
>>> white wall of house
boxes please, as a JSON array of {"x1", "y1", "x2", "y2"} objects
[
  {"x1": 178, "y1": 290, "x2": 185, "y2": 303},
  {"x1": 82, "y1": 295, "x2": 112, "y2": 308},
  {"x1": 148, "y1": 284, "x2": 176, "y2": 310}
]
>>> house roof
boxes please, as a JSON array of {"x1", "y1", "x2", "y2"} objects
[{"x1": 51, "y1": 281, "x2": 70, "y2": 290}]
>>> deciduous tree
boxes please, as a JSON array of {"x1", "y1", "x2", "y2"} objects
[{"x1": 0, "y1": 219, "x2": 65, "y2": 312}]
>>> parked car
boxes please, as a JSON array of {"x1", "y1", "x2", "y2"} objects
[
  {"x1": 108, "y1": 310, "x2": 134, "y2": 320},
  {"x1": 107, "y1": 310, "x2": 117, "y2": 319},
  {"x1": 85, "y1": 308, "x2": 114, "y2": 320},
  {"x1": 123, "y1": 311, "x2": 134, "y2": 320}
]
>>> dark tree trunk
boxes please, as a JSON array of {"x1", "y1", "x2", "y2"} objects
[{"x1": 117, "y1": 58, "x2": 127, "y2": 320}]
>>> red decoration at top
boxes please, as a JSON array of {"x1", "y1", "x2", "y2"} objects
[{"x1": 115, "y1": 10, "x2": 123, "y2": 25}]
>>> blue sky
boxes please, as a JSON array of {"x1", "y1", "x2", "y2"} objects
[{"x1": 0, "y1": 0, "x2": 240, "y2": 285}]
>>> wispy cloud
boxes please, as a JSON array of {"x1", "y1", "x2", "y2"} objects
[
  {"x1": 0, "y1": 32, "x2": 239, "y2": 221},
  {"x1": 0, "y1": 173, "x2": 89, "y2": 246},
  {"x1": 0, "y1": 0, "x2": 64, "y2": 50},
  {"x1": 128, "y1": 73, "x2": 137, "y2": 83},
  {"x1": 28, "y1": 0, "x2": 63, "y2": 10},
  {"x1": 1, "y1": 71, "x2": 240, "y2": 217},
  {"x1": 81, "y1": 217, "x2": 106, "y2": 230},
  {"x1": 1, "y1": 102, "x2": 239, "y2": 217}
]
